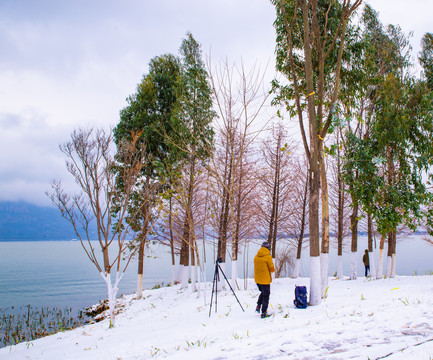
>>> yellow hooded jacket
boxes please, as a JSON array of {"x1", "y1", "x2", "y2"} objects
[{"x1": 254, "y1": 247, "x2": 275, "y2": 285}]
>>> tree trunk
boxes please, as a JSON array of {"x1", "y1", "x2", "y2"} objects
[
  {"x1": 179, "y1": 238, "x2": 189, "y2": 289},
  {"x1": 320, "y1": 151, "x2": 329, "y2": 297},
  {"x1": 308, "y1": 157, "x2": 321, "y2": 305},
  {"x1": 337, "y1": 256, "x2": 344, "y2": 280},
  {"x1": 217, "y1": 148, "x2": 232, "y2": 265},
  {"x1": 377, "y1": 234, "x2": 386, "y2": 279},
  {"x1": 102, "y1": 246, "x2": 110, "y2": 275},
  {"x1": 136, "y1": 237, "x2": 145, "y2": 299},
  {"x1": 100, "y1": 272, "x2": 121, "y2": 327},
  {"x1": 367, "y1": 213, "x2": 376, "y2": 278},
  {"x1": 232, "y1": 154, "x2": 243, "y2": 287},
  {"x1": 337, "y1": 145, "x2": 344, "y2": 279},
  {"x1": 387, "y1": 231, "x2": 397, "y2": 278},
  {"x1": 301, "y1": 0, "x2": 321, "y2": 306},
  {"x1": 268, "y1": 137, "x2": 281, "y2": 258},
  {"x1": 350, "y1": 196, "x2": 359, "y2": 280},
  {"x1": 136, "y1": 208, "x2": 149, "y2": 299},
  {"x1": 386, "y1": 148, "x2": 397, "y2": 278},
  {"x1": 181, "y1": 155, "x2": 197, "y2": 289},
  {"x1": 294, "y1": 170, "x2": 308, "y2": 278},
  {"x1": 169, "y1": 196, "x2": 176, "y2": 286},
  {"x1": 216, "y1": 151, "x2": 232, "y2": 291},
  {"x1": 272, "y1": 163, "x2": 280, "y2": 259}
]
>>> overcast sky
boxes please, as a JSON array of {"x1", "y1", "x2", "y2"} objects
[{"x1": 0, "y1": 0, "x2": 431, "y2": 207}]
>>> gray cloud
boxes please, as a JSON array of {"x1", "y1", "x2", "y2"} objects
[{"x1": 0, "y1": 0, "x2": 431, "y2": 206}]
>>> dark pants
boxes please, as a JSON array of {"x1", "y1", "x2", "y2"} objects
[
  {"x1": 365, "y1": 265, "x2": 370, "y2": 277},
  {"x1": 256, "y1": 283, "x2": 270, "y2": 314}
]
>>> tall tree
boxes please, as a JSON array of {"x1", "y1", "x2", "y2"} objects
[
  {"x1": 207, "y1": 60, "x2": 272, "y2": 286},
  {"x1": 113, "y1": 53, "x2": 182, "y2": 298},
  {"x1": 328, "y1": 128, "x2": 351, "y2": 279},
  {"x1": 258, "y1": 124, "x2": 296, "y2": 259},
  {"x1": 174, "y1": 33, "x2": 216, "y2": 290},
  {"x1": 47, "y1": 129, "x2": 144, "y2": 327},
  {"x1": 272, "y1": 0, "x2": 362, "y2": 305},
  {"x1": 343, "y1": 8, "x2": 433, "y2": 277}
]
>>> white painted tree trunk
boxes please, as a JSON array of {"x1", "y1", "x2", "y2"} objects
[
  {"x1": 320, "y1": 253, "x2": 329, "y2": 298},
  {"x1": 386, "y1": 256, "x2": 392, "y2": 278},
  {"x1": 231, "y1": 260, "x2": 239, "y2": 290},
  {"x1": 377, "y1": 248, "x2": 384, "y2": 279},
  {"x1": 170, "y1": 264, "x2": 176, "y2": 286},
  {"x1": 178, "y1": 264, "x2": 189, "y2": 289},
  {"x1": 337, "y1": 255, "x2": 344, "y2": 279},
  {"x1": 136, "y1": 273, "x2": 143, "y2": 299},
  {"x1": 369, "y1": 250, "x2": 376, "y2": 278},
  {"x1": 196, "y1": 266, "x2": 203, "y2": 298},
  {"x1": 99, "y1": 272, "x2": 122, "y2": 327},
  {"x1": 309, "y1": 256, "x2": 321, "y2": 306},
  {"x1": 350, "y1": 251, "x2": 357, "y2": 280},
  {"x1": 176, "y1": 264, "x2": 184, "y2": 284},
  {"x1": 190, "y1": 264, "x2": 196, "y2": 291},
  {"x1": 292, "y1": 258, "x2": 300, "y2": 278},
  {"x1": 391, "y1": 254, "x2": 396, "y2": 277}
]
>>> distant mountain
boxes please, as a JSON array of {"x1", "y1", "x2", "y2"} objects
[{"x1": 0, "y1": 201, "x2": 78, "y2": 241}]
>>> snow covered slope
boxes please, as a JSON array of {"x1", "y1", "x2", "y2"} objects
[{"x1": 2, "y1": 276, "x2": 433, "y2": 359}]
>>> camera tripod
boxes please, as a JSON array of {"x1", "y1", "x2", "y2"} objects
[{"x1": 209, "y1": 258, "x2": 245, "y2": 317}]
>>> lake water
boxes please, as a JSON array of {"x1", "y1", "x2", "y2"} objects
[{"x1": 1, "y1": 235, "x2": 433, "y2": 313}]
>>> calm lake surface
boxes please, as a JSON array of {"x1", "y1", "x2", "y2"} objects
[{"x1": 0, "y1": 235, "x2": 432, "y2": 313}]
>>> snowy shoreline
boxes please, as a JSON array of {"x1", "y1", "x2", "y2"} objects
[{"x1": 2, "y1": 275, "x2": 433, "y2": 359}]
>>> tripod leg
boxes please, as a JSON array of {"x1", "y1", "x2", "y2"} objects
[
  {"x1": 215, "y1": 266, "x2": 218, "y2": 313},
  {"x1": 209, "y1": 263, "x2": 218, "y2": 317},
  {"x1": 217, "y1": 263, "x2": 245, "y2": 312}
]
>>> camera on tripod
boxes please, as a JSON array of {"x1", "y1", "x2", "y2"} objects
[{"x1": 209, "y1": 257, "x2": 245, "y2": 316}]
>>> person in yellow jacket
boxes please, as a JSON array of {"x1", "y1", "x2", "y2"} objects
[{"x1": 254, "y1": 241, "x2": 275, "y2": 318}]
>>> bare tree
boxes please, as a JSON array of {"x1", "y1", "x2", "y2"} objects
[
  {"x1": 256, "y1": 124, "x2": 297, "y2": 260},
  {"x1": 283, "y1": 155, "x2": 309, "y2": 278},
  {"x1": 328, "y1": 129, "x2": 351, "y2": 279},
  {"x1": 272, "y1": 0, "x2": 363, "y2": 305},
  {"x1": 47, "y1": 128, "x2": 144, "y2": 327},
  {"x1": 207, "y1": 59, "x2": 272, "y2": 286}
]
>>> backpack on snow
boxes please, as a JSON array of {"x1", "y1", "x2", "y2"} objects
[{"x1": 293, "y1": 285, "x2": 308, "y2": 309}]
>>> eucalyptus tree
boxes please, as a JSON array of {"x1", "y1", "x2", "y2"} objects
[
  {"x1": 113, "y1": 53, "x2": 183, "y2": 297},
  {"x1": 271, "y1": 0, "x2": 362, "y2": 305},
  {"x1": 343, "y1": 9, "x2": 433, "y2": 278},
  {"x1": 338, "y1": 5, "x2": 406, "y2": 279},
  {"x1": 419, "y1": 33, "x2": 433, "y2": 90}
]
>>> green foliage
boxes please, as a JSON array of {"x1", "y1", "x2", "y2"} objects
[
  {"x1": 174, "y1": 32, "x2": 216, "y2": 160},
  {"x1": 0, "y1": 305, "x2": 90, "y2": 347},
  {"x1": 114, "y1": 53, "x2": 183, "y2": 176},
  {"x1": 419, "y1": 33, "x2": 433, "y2": 90},
  {"x1": 112, "y1": 33, "x2": 215, "y2": 246},
  {"x1": 341, "y1": 5, "x2": 433, "y2": 235},
  {"x1": 271, "y1": 0, "x2": 354, "y2": 126}
]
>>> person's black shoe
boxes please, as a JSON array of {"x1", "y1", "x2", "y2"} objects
[
  {"x1": 256, "y1": 305, "x2": 260, "y2": 313},
  {"x1": 261, "y1": 312, "x2": 271, "y2": 319}
]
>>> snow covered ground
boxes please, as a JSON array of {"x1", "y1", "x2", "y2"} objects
[{"x1": 2, "y1": 275, "x2": 433, "y2": 360}]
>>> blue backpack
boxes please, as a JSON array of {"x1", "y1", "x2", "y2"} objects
[{"x1": 294, "y1": 286, "x2": 308, "y2": 309}]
